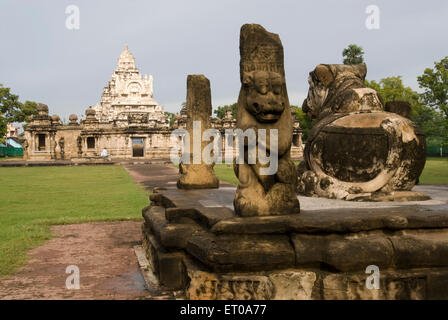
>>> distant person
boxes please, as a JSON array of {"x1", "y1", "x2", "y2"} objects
[{"x1": 101, "y1": 148, "x2": 111, "y2": 161}]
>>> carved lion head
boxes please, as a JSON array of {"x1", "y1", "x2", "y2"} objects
[
  {"x1": 242, "y1": 70, "x2": 286, "y2": 123},
  {"x1": 302, "y1": 63, "x2": 370, "y2": 119}
]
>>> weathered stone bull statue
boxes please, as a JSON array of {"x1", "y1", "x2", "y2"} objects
[{"x1": 298, "y1": 63, "x2": 428, "y2": 201}]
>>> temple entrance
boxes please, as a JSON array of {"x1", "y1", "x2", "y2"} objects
[
  {"x1": 132, "y1": 137, "x2": 144, "y2": 157},
  {"x1": 87, "y1": 137, "x2": 95, "y2": 149},
  {"x1": 37, "y1": 134, "x2": 46, "y2": 151}
]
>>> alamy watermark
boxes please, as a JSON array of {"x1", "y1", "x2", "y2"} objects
[
  {"x1": 66, "y1": 265, "x2": 80, "y2": 290},
  {"x1": 365, "y1": 265, "x2": 380, "y2": 289},
  {"x1": 170, "y1": 121, "x2": 279, "y2": 175},
  {"x1": 65, "y1": 5, "x2": 80, "y2": 30},
  {"x1": 365, "y1": 5, "x2": 380, "y2": 30}
]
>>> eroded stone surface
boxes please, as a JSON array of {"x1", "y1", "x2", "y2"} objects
[
  {"x1": 142, "y1": 186, "x2": 448, "y2": 299},
  {"x1": 299, "y1": 63, "x2": 427, "y2": 201},
  {"x1": 186, "y1": 232, "x2": 295, "y2": 272},
  {"x1": 233, "y1": 24, "x2": 300, "y2": 216},
  {"x1": 177, "y1": 75, "x2": 219, "y2": 189}
]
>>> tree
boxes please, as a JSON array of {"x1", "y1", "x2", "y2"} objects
[
  {"x1": 214, "y1": 103, "x2": 237, "y2": 119},
  {"x1": 342, "y1": 44, "x2": 365, "y2": 65},
  {"x1": 0, "y1": 84, "x2": 38, "y2": 142},
  {"x1": 164, "y1": 112, "x2": 175, "y2": 126},
  {"x1": 365, "y1": 76, "x2": 421, "y2": 108},
  {"x1": 17, "y1": 101, "x2": 39, "y2": 123},
  {"x1": 417, "y1": 56, "x2": 448, "y2": 119},
  {"x1": 366, "y1": 76, "x2": 447, "y2": 146},
  {"x1": 291, "y1": 105, "x2": 313, "y2": 142}
]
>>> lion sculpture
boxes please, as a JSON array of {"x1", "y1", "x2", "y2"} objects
[
  {"x1": 233, "y1": 24, "x2": 300, "y2": 216},
  {"x1": 298, "y1": 63, "x2": 427, "y2": 201}
]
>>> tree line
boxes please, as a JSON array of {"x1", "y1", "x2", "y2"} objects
[
  {"x1": 216, "y1": 45, "x2": 448, "y2": 149},
  {"x1": 2, "y1": 44, "x2": 447, "y2": 150},
  {"x1": 342, "y1": 44, "x2": 448, "y2": 149},
  {"x1": 0, "y1": 84, "x2": 39, "y2": 143}
]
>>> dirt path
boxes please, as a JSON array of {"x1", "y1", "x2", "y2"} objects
[
  {"x1": 123, "y1": 163, "x2": 179, "y2": 191},
  {"x1": 0, "y1": 164, "x2": 229, "y2": 300},
  {"x1": 0, "y1": 221, "x2": 172, "y2": 300},
  {"x1": 123, "y1": 163, "x2": 233, "y2": 190}
]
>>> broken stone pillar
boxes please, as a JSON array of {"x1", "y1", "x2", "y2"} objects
[
  {"x1": 233, "y1": 24, "x2": 300, "y2": 216},
  {"x1": 177, "y1": 74, "x2": 219, "y2": 189}
]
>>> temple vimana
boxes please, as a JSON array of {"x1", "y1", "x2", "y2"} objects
[{"x1": 23, "y1": 45, "x2": 304, "y2": 161}]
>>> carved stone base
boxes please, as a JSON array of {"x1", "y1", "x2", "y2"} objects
[
  {"x1": 141, "y1": 187, "x2": 448, "y2": 299},
  {"x1": 345, "y1": 190, "x2": 431, "y2": 202}
]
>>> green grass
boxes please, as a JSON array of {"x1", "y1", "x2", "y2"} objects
[
  {"x1": 419, "y1": 157, "x2": 448, "y2": 184},
  {"x1": 0, "y1": 157, "x2": 23, "y2": 161},
  {"x1": 0, "y1": 166, "x2": 149, "y2": 277},
  {"x1": 214, "y1": 164, "x2": 239, "y2": 185},
  {"x1": 213, "y1": 158, "x2": 448, "y2": 185}
]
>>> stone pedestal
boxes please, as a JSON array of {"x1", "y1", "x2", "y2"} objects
[{"x1": 142, "y1": 186, "x2": 448, "y2": 299}]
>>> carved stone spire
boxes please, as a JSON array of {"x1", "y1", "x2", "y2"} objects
[{"x1": 116, "y1": 45, "x2": 138, "y2": 73}]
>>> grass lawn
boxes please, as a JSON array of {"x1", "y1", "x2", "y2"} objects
[
  {"x1": 214, "y1": 164, "x2": 239, "y2": 185},
  {"x1": 419, "y1": 157, "x2": 448, "y2": 184},
  {"x1": 214, "y1": 158, "x2": 448, "y2": 185},
  {"x1": 0, "y1": 166, "x2": 148, "y2": 277}
]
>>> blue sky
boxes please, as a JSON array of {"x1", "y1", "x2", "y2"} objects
[{"x1": 1, "y1": 0, "x2": 447, "y2": 121}]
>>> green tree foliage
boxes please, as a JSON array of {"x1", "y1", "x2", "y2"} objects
[
  {"x1": 164, "y1": 111, "x2": 175, "y2": 126},
  {"x1": 291, "y1": 105, "x2": 313, "y2": 142},
  {"x1": 417, "y1": 56, "x2": 448, "y2": 119},
  {"x1": 365, "y1": 76, "x2": 420, "y2": 109},
  {"x1": 214, "y1": 103, "x2": 237, "y2": 119},
  {"x1": 342, "y1": 44, "x2": 365, "y2": 65},
  {"x1": 0, "y1": 84, "x2": 38, "y2": 142},
  {"x1": 366, "y1": 76, "x2": 447, "y2": 146}
]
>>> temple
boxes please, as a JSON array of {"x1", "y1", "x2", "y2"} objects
[
  {"x1": 23, "y1": 46, "x2": 303, "y2": 161},
  {"x1": 92, "y1": 45, "x2": 168, "y2": 127}
]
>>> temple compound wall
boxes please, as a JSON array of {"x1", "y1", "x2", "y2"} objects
[
  {"x1": 24, "y1": 46, "x2": 303, "y2": 161},
  {"x1": 24, "y1": 106, "x2": 173, "y2": 161}
]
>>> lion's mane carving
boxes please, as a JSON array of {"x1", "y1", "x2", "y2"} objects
[
  {"x1": 233, "y1": 24, "x2": 300, "y2": 216},
  {"x1": 298, "y1": 63, "x2": 427, "y2": 201}
]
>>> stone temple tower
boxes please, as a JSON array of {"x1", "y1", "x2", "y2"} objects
[{"x1": 92, "y1": 45, "x2": 168, "y2": 128}]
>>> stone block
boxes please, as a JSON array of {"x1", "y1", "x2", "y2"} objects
[
  {"x1": 184, "y1": 257, "x2": 275, "y2": 300},
  {"x1": 292, "y1": 233, "x2": 394, "y2": 272},
  {"x1": 166, "y1": 206, "x2": 234, "y2": 229},
  {"x1": 321, "y1": 271, "x2": 428, "y2": 300},
  {"x1": 268, "y1": 270, "x2": 317, "y2": 300},
  {"x1": 186, "y1": 232, "x2": 295, "y2": 272},
  {"x1": 391, "y1": 230, "x2": 448, "y2": 268},
  {"x1": 143, "y1": 205, "x2": 199, "y2": 249},
  {"x1": 157, "y1": 252, "x2": 187, "y2": 290},
  {"x1": 141, "y1": 223, "x2": 187, "y2": 290}
]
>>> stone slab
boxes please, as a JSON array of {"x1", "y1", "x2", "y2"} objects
[
  {"x1": 154, "y1": 187, "x2": 448, "y2": 235},
  {"x1": 212, "y1": 208, "x2": 448, "y2": 234},
  {"x1": 142, "y1": 206, "x2": 200, "y2": 250},
  {"x1": 186, "y1": 232, "x2": 295, "y2": 272}
]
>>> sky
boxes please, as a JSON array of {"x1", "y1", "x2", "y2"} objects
[{"x1": 0, "y1": 0, "x2": 447, "y2": 121}]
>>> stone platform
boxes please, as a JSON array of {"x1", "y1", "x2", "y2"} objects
[{"x1": 142, "y1": 185, "x2": 448, "y2": 299}]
